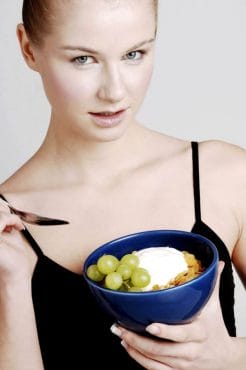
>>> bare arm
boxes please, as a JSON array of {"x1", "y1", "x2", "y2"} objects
[
  {"x1": 0, "y1": 212, "x2": 44, "y2": 370},
  {"x1": 232, "y1": 205, "x2": 246, "y2": 290},
  {"x1": 230, "y1": 143, "x2": 246, "y2": 290},
  {"x1": 0, "y1": 281, "x2": 44, "y2": 370}
]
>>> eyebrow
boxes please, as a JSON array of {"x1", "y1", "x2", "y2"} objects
[{"x1": 60, "y1": 38, "x2": 155, "y2": 54}]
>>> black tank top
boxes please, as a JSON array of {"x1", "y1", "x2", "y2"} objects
[{"x1": 0, "y1": 142, "x2": 236, "y2": 369}]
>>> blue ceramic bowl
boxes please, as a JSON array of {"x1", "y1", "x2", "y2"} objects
[{"x1": 83, "y1": 230, "x2": 218, "y2": 334}]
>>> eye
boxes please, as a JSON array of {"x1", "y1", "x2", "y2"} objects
[
  {"x1": 124, "y1": 50, "x2": 146, "y2": 61},
  {"x1": 72, "y1": 55, "x2": 95, "y2": 65}
]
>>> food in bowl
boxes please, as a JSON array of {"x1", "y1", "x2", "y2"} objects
[
  {"x1": 136, "y1": 247, "x2": 204, "y2": 290},
  {"x1": 86, "y1": 246, "x2": 204, "y2": 292},
  {"x1": 83, "y1": 230, "x2": 218, "y2": 333}
]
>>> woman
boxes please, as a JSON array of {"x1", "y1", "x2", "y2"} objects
[{"x1": 0, "y1": 0, "x2": 245, "y2": 369}]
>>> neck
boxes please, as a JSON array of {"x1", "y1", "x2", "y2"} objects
[{"x1": 37, "y1": 115, "x2": 149, "y2": 186}]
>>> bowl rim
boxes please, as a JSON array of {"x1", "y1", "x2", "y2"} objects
[{"x1": 83, "y1": 229, "x2": 219, "y2": 295}]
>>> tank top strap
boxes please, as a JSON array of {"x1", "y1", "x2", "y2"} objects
[
  {"x1": 0, "y1": 193, "x2": 44, "y2": 258},
  {"x1": 191, "y1": 141, "x2": 202, "y2": 222}
]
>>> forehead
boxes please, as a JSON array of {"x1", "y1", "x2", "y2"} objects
[{"x1": 48, "y1": 0, "x2": 156, "y2": 50}]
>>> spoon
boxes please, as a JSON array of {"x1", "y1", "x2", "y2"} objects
[{"x1": 0, "y1": 198, "x2": 69, "y2": 226}]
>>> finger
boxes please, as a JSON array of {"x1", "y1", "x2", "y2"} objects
[
  {"x1": 0, "y1": 213, "x2": 25, "y2": 233},
  {"x1": 121, "y1": 341, "x2": 172, "y2": 370},
  {"x1": 145, "y1": 261, "x2": 225, "y2": 342},
  {"x1": 119, "y1": 326, "x2": 200, "y2": 361},
  {"x1": 4, "y1": 226, "x2": 13, "y2": 233},
  {"x1": 145, "y1": 320, "x2": 206, "y2": 343}
]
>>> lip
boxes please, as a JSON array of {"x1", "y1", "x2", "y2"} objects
[{"x1": 89, "y1": 109, "x2": 127, "y2": 128}]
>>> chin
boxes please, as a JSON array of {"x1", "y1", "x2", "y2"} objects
[
  {"x1": 86, "y1": 114, "x2": 134, "y2": 143},
  {"x1": 91, "y1": 124, "x2": 130, "y2": 143}
]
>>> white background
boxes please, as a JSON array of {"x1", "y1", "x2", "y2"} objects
[{"x1": 0, "y1": 0, "x2": 245, "y2": 335}]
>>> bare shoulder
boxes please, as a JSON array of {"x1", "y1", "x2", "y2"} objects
[
  {"x1": 0, "y1": 156, "x2": 44, "y2": 207},
  {"x1": 0, "y1": 165, "x2": 30, "y2": 196},
  {"x1": 198, "y1": 139, "x2": 246, "y2": 185},
  {"x1": 199, "y1": 139, "x2": 246, "y2": 167},
  {"x1": 139, "y1": 128, "x2": 191, "y2": 161},
  {"x1": 198, "y1": 139, "x2": 246, "y2": 215}
]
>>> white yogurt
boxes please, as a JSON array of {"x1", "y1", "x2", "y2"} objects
[{"x1": 134, "y1": 247, "x2": 188, "y2": 291}]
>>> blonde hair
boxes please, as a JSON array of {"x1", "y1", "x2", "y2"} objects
[{"x1": 22, "y1": 0, "x2": 158, "y2": 46}]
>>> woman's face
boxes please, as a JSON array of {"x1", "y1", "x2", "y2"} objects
[{"x1": 31, "y1": 0, "x2": 156, "y2": 142}]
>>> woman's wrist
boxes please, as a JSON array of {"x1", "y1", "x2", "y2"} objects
[
  {"x1": 0, "y1": 275, "x2": 43, "y2": 370},
  {"x1": 0, "y1": 277, "x2": 32, "y2": 304}
]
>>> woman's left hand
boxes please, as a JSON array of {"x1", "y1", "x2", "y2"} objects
[{"x1": 111, "y1": 262, "x2": 240, "y2": 370}]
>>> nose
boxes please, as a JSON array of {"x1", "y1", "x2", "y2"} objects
[{"x1": 97, "y1": 64, "x2": 126, "y2": 103}]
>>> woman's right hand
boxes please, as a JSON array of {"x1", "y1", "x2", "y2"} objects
[{"x1": 0, "y1": 210, "x2": 31, "y2": 285}]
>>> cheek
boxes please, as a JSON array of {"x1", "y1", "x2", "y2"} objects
[
  {"x1": 41, "y1": 67, "x2": 97, "y2": 107},
  {"x1": 129, "y1": 63, "x2": 154, "y2": 100}
]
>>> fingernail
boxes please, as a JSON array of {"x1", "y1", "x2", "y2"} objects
[
  {"x1": 121, "y1": 340, "x2": 128, "y2": 350},
  {"x1": 110, "y1": 324, "x2": 122, "y2": 337},
  {"x1": 146, "y1": 325, "x2": 160, "y2": 335}
]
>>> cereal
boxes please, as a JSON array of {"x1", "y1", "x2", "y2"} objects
[{"x1": 155, "y1": 251, "x2": 204, "y2": 290}]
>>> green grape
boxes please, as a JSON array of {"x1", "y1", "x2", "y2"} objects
[
  {"x1": 86, "y1": 264, "x2": 105, "y2": 282},
  {"x1": 128, "y1": 286, "x2": 143, "y2": 292},
  {"x1": 131, "y1": 267, "x2": 151, "y2": 288},
  {"x1": 120, "y1": 253, "x2": 139, "y2": 270},
  {"x1": 105, "y1": 272, "x2": 123, "y2": 290},
  {"x1": 97, "y1": 254, "x2": 119, "y2": 275},
  {"x1": 116, "y1": 263, "x2": 132, "y2": 280},
  {"x1": 118, "y1": 282, "x2": 129, "y2": 292}
]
